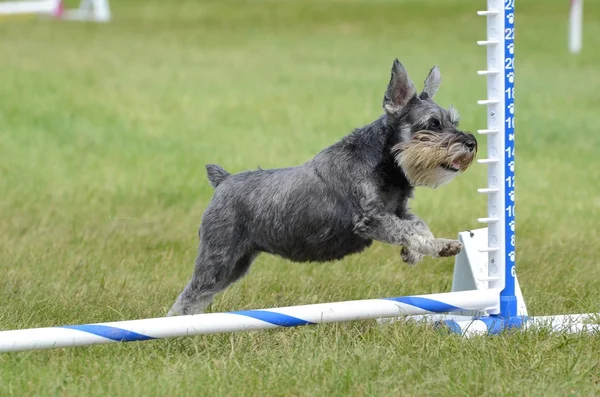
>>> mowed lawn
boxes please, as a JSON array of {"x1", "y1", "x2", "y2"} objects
[{"x1": 1, "y1": 0, "x2": 599, "y2": 395}]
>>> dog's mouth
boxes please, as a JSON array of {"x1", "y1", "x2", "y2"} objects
[{"x1": 440, "y1": 160, "x2": 462, "y2": 173}]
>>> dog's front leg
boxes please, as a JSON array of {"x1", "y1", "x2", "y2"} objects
[
  {"x1": 398, "y1": 214, "x2": 431, "y2": 266},
  {"x1": 354, "y1": 210, "x2": 461, "y2": 259}
]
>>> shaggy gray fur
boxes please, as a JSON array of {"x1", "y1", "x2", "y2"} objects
[{"x1": 167, "y1": 59, "x2": 477, "y2": 316}]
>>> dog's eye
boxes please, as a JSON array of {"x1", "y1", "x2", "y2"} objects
[{"x1": 427, "y1": 119, "x2": 441, "y2": 130}]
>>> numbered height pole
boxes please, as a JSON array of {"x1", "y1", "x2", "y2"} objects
[
  {"x1": 501, "y1": 0, "x2": 517, "y2": 319},
  {"x1": 477, "y1": 0, "x2": 516, "y2": 318}
]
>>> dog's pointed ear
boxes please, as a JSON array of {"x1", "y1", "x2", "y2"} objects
[
  {"x1": 420, "y1": 65, "x2": 441, "y2": 99},
  {"x1": 383, "y1": 59, "x2": 416, "y2": 116}
]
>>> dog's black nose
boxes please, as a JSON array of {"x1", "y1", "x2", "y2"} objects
[{"x1": 465, "y1": 136, "x2": 477, "y2": 151}]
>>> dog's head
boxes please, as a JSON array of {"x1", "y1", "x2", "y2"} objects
[{"x1": 382, "y1": 59, "x2": 477, "y2": 188}]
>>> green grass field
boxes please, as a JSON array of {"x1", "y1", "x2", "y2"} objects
[{"x1": 1, "y1": 0, "x2": 599, "y2": 395}]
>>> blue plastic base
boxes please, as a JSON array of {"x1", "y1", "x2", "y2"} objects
[
  {"x1": 499, "y1": 296, "x2": 519, "y2": 319},
  {"x1": 477, "y1": 315, "x2": 527, "y2": 334},
  {"x1": 436, "y1": 315, "x2": 529, "y2": 335}
]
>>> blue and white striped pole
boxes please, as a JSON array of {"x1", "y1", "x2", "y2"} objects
[{"x1": 0, "y1": 289, "x2": 500, "y2": 353}]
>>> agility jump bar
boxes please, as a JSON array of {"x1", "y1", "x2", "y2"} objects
[{"x1": 0, "y1": 289, "x2": 499, "y2": 353}]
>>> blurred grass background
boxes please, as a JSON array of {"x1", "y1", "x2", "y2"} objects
[{"x1": 0, "y1": 0, "x2": 599, "y2": 395}]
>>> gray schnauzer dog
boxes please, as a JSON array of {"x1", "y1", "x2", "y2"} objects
[{"x1": 167, "y1": 59, "x2": 477, "y2": 316}]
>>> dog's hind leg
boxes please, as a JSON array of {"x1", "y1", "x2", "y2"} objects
[{"x1": 167, "y1": 240, "x2": 258, "y2": 317}]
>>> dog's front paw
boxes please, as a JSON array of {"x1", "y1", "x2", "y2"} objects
[
  {"x1": 353, "y1": 214, "x2": 374, "y2": 236},
  {"x1": 401, "y1": 246, "x2": 424, "y2": 266},
  {"x1": 435, "y1": 239, "x2": 462, "y2": 257}
]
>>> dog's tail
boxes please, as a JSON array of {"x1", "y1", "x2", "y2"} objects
[{"x1": 206, "y1": 164, "x2": 230, "y2": 188}]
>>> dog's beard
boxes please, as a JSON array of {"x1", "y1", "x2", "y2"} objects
[{"x1": 391, "y1": 130, "x2": 476, "y2": 188}]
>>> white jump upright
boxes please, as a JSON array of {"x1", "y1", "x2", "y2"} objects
[
  {"x1": 390, "y1": 0, "x2": 599, "y2": 336},
  {"x1": 0, "y1": 0, "x2": 110, "y2": 22},
  {"x1": 0, "y1": 0, "x2": 598, "y2": 354},
  {"x1": 0, "y1": 0, "x2": 59, "y2": 16},
  {"x1": 60, "y1": 0, "x2": 111, "y2": 23},
  {"x1": 569, "y1": 0, "x2": 583, "y2": 53}
]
